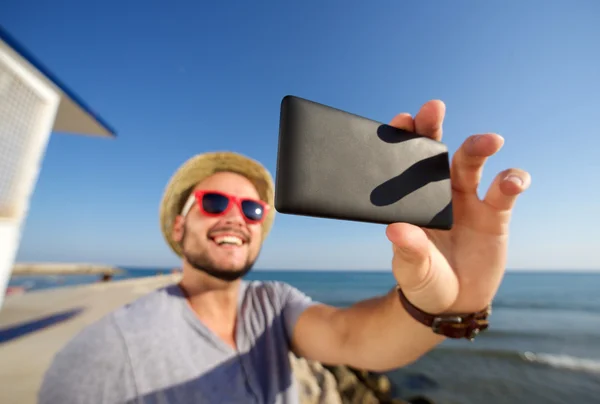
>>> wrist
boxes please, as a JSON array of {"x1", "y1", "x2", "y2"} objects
[{"x1": 395, "y1": 286, "x2": 491, "y2": 341}]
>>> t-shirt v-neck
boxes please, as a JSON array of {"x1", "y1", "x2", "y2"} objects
[{"x1": 176, "y1": 281, "x2": 250, "y2": 355}]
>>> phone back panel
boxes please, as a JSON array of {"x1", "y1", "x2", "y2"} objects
[{"x1": 275, "y1": 96, "x2": 453, "y2": 229}]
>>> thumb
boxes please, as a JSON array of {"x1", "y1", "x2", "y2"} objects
[
  {"x1": 387, "y1": 223, "x2": 431, "y2": 288},
  {"x1": 386, "y1": 223, "x2": 457, "y2": 314}
]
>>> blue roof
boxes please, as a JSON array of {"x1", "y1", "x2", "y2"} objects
[{"x1": 0, "y1": 25, "x2": 117, "y2": 137}]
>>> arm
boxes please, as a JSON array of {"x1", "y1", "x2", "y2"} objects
[
  {"x1": 290, "y1": 288, "x2": 444, "y2": 372},
  {"x1": 38, "y1": 315, "x2": 136, "y2": 404}
]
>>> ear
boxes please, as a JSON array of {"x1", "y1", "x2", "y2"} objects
[{"x1": 172, "y1": 215, "x2": 185, "y2": 243}]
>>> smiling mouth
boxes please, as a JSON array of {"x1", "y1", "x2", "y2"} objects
[{"x1": 210, "y1": 234, "x2": 245, "y2": 246}]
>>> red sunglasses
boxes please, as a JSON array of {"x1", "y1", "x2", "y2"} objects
[{"x1": 181, "y1": 190, "x2": 269, "y2": 224}]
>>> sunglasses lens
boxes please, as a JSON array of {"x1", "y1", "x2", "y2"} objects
[
  {"x1": 202, "y1": 193, "x2": 230, "y2": 214},
  {"x1": 241, "y1": 200, "x2": 265, "y2": 221}
]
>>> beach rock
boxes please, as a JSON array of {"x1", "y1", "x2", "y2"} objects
[
  {"x1": 289, "y1": 353, "x2": 436, "y2": 404},
  {"x1": 324, "y1": 364, "x2": 424, "y2": 404},
  {"x1": 324, "y1": 365, "x2": 382, "y2": 403},
  {"x1": 290, "y1": 352, "x2": 342, "y2": 404}
]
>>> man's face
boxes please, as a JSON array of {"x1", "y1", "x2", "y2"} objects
[{"x1": 172, "y1": 172, "x2": 264, "y2": 281}]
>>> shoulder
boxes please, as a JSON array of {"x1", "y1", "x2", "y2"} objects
[
  {"x1": 52, "y1": 310, "x2": 127, "y2": 363},
  {"x1": 38, "y1": 313, "x2": 133, "y2": 403},
  {"x1": 245, "y1": 279, "x2": 293, "y2": 296},
  {"x1": 244, "y1": 280, "x2": 313, "y2": 308},
  {"x1": 39, "y1": 286, "x2": 178, "y2": 403},
  {"x1": 243, "y1": 280, "x2": 319, "y2": 333},
  {"x1": 111, "y1": 285, "x2": 181, "y2": 329}
]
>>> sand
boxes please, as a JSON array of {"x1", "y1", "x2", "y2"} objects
[{"x1": 0, "y1": 274, "x2": 181, "y2": 404}]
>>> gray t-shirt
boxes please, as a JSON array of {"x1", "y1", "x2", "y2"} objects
[{"x1": 38, "y1": 280, "x2": 317, "y2": 404}]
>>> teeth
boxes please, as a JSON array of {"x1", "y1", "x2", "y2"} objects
[{"x1": 213, "y1": 235, "x2": 243, "y2": 246}]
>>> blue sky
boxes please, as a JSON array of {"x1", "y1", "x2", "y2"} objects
[{"x1": 2, "y1": 1, "x2": 599, "y2": 270}]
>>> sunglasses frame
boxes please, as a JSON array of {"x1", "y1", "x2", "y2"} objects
[{"x1": 181, "y1": 190, "x2": 269, "y2": 224}]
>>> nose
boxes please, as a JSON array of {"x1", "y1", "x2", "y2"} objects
[{"x1": 221, "y1": 201, "x2": 246, "y2": 225}]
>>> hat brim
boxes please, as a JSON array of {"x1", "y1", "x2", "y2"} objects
[{"x1": 159, "y1": 151, "x2": 275, "y2": 257}]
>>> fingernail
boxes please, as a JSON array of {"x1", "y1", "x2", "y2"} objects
[{"x1": 504, "y1": 174, "x2": 523, "y2": 187}]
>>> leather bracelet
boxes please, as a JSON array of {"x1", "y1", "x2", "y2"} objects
[{"x1": 395, "y1": 286, "x2": 491, "y2": 341}]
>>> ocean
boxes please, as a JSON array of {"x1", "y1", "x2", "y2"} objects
[{"x1": 8, "y1": 269, "x2": 600, "y2": 403}]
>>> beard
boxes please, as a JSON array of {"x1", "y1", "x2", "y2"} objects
[{"x1": 180, "y1": 226, "x2": 257, "y2": 282}]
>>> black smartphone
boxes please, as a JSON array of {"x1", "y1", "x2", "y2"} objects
[{"x1": 274, "y1": 95, "x2": 453, "y2": 230}]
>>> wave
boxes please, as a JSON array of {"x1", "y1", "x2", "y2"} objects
[
  {"x1": 521, "y1": 352, "x2": 600, "y2": 374},
  {"x1": 434, "y1": 347, "x2": 600, "y2": 374}
]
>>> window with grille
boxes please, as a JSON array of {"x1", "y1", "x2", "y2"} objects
[{"x1": 0, "y1": 44, "x2": 60, "y2": 307}]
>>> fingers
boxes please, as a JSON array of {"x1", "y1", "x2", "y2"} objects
[
  {"x1": 414, "y1": 100, "x2": 445, "y2": 141},
  {"x1": 452, "y1": 134, "x2": 531, "y2": 210},
  {"x1": 389, "y1": 100, "x2": 445, "y2": 140},
  {"x1": 389, "y1": 113, "x2": 415, "y2": 132},
  {"x1": 483, "y1": 168, "x2": 531, "y2": 211},
  {"x1": 451, "y1": 134, "x2": 505, "y2": 194},
  {"x1": 386, "y1": 223, "x2": 458, "y2": 313}
]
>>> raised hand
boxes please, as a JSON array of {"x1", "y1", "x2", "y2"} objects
[{"x1": 386, "y1": 100, "x2": 531, "y2": 314}]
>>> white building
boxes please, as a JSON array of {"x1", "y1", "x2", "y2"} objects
[{"x1": 0, "y1": 27, "x2": 116, "y2": 308}]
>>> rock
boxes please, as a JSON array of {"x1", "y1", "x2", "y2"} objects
[
  {"x1": 325, "y1": 365, "x2": 380, "y2": 404},
  {"x1": 289, "y1": 353, "x2": 437, "y2": 404},
  {"x1": 323, "y1": 365, "x2": 415, "y2": 404},
  {"x1": 290, "y1": 352, "x2": 342, "y2": 404}
]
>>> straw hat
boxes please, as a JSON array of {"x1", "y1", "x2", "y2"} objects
[{"x1": 159, "y1": 151, "x2": 275, "y2": 257}]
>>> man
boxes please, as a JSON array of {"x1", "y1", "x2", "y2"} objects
[{"x1": 39, "y1": 100, "x2": 530, "y2": 403}]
